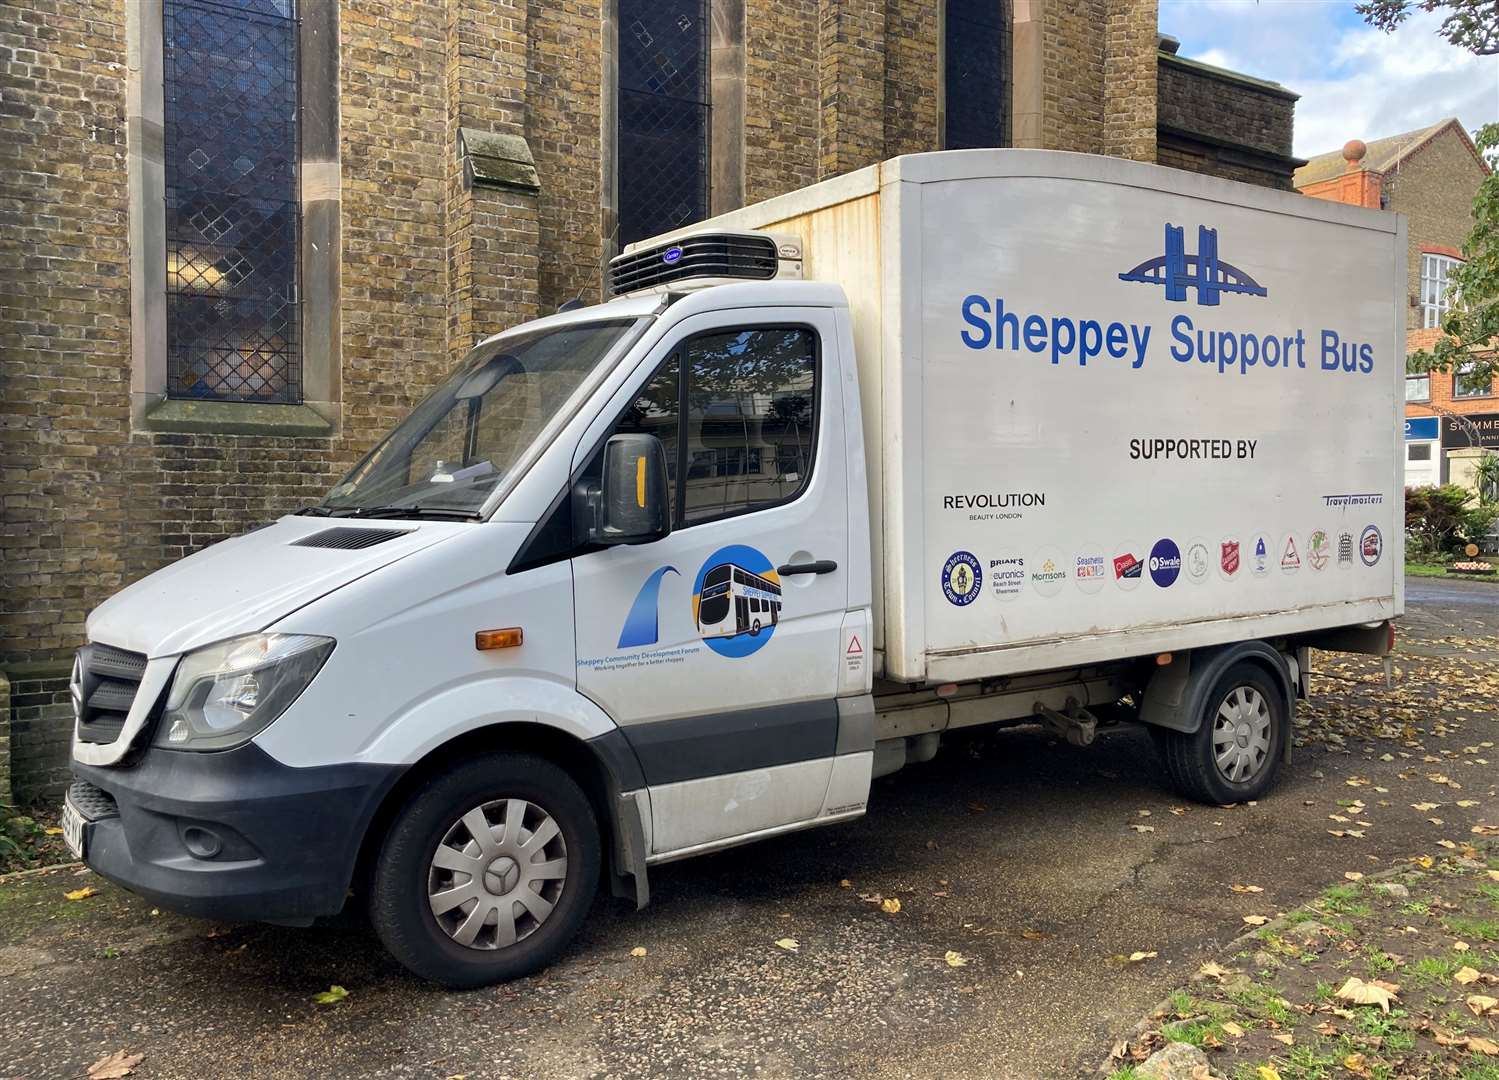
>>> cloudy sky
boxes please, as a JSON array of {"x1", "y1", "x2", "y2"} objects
[{"x1": 1158, "y1": 0, "x2": 1499, "y2": 159}]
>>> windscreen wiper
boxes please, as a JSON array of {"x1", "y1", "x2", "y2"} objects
[
  {"x1": 295, "y1": 505, "x2": 335, "y2": 516},
  {"x1": 324, "y1": 505, "x2": 482, "y2": 521}
]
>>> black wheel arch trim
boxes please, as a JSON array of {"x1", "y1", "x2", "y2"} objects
[{"x1": 1140, "y1": 640, "x2": 1294, "y2": 759}]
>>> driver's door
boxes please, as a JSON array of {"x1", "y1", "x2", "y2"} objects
[{"x1": 572, "y1": 309, "x2": 850, "y2": 856}]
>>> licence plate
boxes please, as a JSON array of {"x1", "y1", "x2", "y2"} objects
[{"x1": 61, "y1": 798, "x2": 87, "y2": 860}]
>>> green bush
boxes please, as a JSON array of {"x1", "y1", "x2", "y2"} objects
[
  {"x1": 1464, "y1": 502, "x2": 1499, "y2": 550},
  {"x1": 1406, "y1": 484, "x2": 1475, "y2": 555}
]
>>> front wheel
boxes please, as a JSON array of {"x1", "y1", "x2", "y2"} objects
[
  {"x1": 370, "y1": 753, "x2": 600, "y2": 988},
  {"x1": 1156, "y1": 662, "x2": 1288, "y2": 804}
]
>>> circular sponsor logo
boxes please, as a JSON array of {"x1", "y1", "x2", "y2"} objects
[
  {"x1": 1111, "y1": 544, "x2": 1145, "y2": 592},
  {"x1": 988, "y1": 554, "x2": 1026, "y2": 601},
  {"x1": 1308, "y1": 529, "x2": 1330, "y2": 571},
  {"x1": 1073, "y1": 548, "x2": 1108, "y2": 595},
  {"x1": 1360, "y1": 525, "x2": 1383, "y2": 567},
  {"x1": 1218, "y1": 536, "x2": 1242, "y2": 581},
  {"x1": 1029, "y1": 547, "x2": 1067, "y2": 598},
  {"x1": 1148, "y1": 538, "x2": 1182, "y2": 588},
  {"x1": 1279, "y1": 533, "x2": 1301, "y2": 574},
  {"x1": 661, "y1": 245, "x2": 684, "y2": 265},
  {"x1": 941, "y1": 550, "x2": 983, "y2": 606},
  {"x1": 1249, "y1": 533, "x2": 1272, "y2": 578},
  {"x1": 1185, "y1": 539, "x2": 1211, "y2": 584},
  {"x1": 692, "y1": 544, "x2": 781, "y2": 658}
]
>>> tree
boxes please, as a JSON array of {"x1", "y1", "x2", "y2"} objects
[
  {"x1": 1357, "y1": 2, "x2": 1499, "y2": 384},
  {"x1": 1356, "y1": 0, "x2": 1499, "y2": 53}
]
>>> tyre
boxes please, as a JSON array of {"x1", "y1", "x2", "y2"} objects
[
  {"x1": 1156, "y1": 661, "x2": 1288, "y2": 805},
  {"x1": 370, "y1": 752, "x2": 600, "y2": 988}
]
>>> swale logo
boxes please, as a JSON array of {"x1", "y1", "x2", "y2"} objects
[{"x1": 1119, "y1": 223, "x2": 1268, "y2": 307}]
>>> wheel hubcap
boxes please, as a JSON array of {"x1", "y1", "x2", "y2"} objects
[
  {"x1": 1212, "y1": 685, "x2": 1272, "y2": 784},
  {"x1": 427, "y1": 798, "x2": 568, "y2": 951}
]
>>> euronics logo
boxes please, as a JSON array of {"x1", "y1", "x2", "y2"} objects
[{"x1": 1119, "y1": 224, "x2": 1268, "y2": 307}]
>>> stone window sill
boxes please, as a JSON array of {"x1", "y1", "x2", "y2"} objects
[{"x1": 139, "y1": 397, "x2": 338, "y2": 438}]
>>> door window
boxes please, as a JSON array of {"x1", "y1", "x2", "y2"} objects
[{"x1": 679, "y1": 327, "x2": 817, "y2": 525}]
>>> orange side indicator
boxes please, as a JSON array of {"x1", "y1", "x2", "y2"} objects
[
  {"x1": 1156, "y1": 652, "x2": 1173, "y2": 666},
  {"x1": 476, "y1": 627, "x2": 524, "y2": 651}
]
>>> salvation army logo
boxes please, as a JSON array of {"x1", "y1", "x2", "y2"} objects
[
  {"x1": 1219, "y1": 537, "x2": 1241, "y2": 580},
  {"x1": 1360, "y1": 525, "x2": 1383, "y2": 567},
  {"x1": 942, "y1": 550, "x2": 983, "y2": 606},
  {"x1": 1149, "y1": 538, "x2": 1182, "y2": 588},
  {"x1": 693, "y1": 545, "x2": 782, "y2": 658}
]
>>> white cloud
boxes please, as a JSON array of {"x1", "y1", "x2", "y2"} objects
[{"x1": 1160, "y1": 1, "x2": 1498, "y2": 157}]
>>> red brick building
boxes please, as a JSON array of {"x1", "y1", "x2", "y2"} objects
[{"x1": 1295, "y1": 119, "x2": 1493, "y2": 490}]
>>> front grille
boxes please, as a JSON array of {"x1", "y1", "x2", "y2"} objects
[
  {"x1": 291, "y1": 526, "x2": 412, "y2": 550},
  {"x1": 67, "y1": 780, "x2": 119, "y2": 822},
  {"x1": 74, "y1": 642, "x2": 148, "y2": 745},
  {"x1": 608, "y1": 232, "x2": 779, "y2": 296}
]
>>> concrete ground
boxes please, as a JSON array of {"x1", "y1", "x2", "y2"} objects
[{"x1": 3, "y1": 577, "x2": 1496, "y2": 1080}]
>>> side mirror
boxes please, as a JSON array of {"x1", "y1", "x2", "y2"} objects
[{"x1": 588, "y1": 433, "x2": 671, "y2": 545}]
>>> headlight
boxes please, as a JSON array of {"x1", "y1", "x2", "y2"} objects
[{"x1": 156, "y1": 634, "x2": 334, "y2": 751}]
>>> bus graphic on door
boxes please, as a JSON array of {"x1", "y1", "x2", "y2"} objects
[
  {"x1": 691, "y1": 545, "x2": 784, "y2": 658},
  {"x1": 696, "y1": 563, "x2": 782, "y2": 638}
]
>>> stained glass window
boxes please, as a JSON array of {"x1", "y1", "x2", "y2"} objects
[
  {"x1": 163, "y1": 0, "x2": 300, "y2": 402},
  {"x1": 945, "y1": 0, "x2": 1011, "y2": 151},
  {"x1": 618, "y1": 0, "x2": 710, "y2": 248}
]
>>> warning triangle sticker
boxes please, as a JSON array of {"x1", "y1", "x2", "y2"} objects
[{"x1": 846, "y1": 635, "x2": 863, "y2": 655}]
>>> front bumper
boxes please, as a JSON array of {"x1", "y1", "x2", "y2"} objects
[{"x1": 70, "y1": 743, "x2": 403, "y2": 924}]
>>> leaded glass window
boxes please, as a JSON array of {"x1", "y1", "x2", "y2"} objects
[
  {"x1": 618, "y1": 0, "x2": 710, "y2": 248},
  {"x1": 163, "y1": 0, "x2": 301, "y2": 402},
  {"x1": 945, "y1": 0, "x2": 1011, "y2": 150}
]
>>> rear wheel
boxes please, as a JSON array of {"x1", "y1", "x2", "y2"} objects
[
  {"x1": 370, "y1": 753, "x2": 600, "y2": 988},
  {"x1": 1157, "y1": 662, "x2": 1287, "y2": 804}
]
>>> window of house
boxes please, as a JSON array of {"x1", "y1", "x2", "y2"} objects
[
  {"x1": 617, "y1": 0, "x2": 710, "y2": 247},
  {"x1": 1407, "y1": 443, "x2": 1432, "y2": 462},
  {"x1": 944, "y1": 0, "x2": 1012, "y2": 150},
  {"x1": 1421, "y1": 253, "x2": 1460, "y2": 330},
  {"x1": 1455, "y1": 362, "x2": 1492, "y2": 399},
  {"x1": 163, "y1": 0, "x2": 301, "y2": 402},
  {"x1": 1405, "y1": 374, "x2": 1430, "y2": 402}
]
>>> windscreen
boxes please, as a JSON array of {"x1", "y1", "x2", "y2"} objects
[{"x1": 322, "y1": 319, "x2": 641, "y2": 515}]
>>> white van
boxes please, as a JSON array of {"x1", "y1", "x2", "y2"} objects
[{"x1": 62, "y1": 151, "x2": 1404, "y2": 986}]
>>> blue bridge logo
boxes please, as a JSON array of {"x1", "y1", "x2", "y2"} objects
[{"x1": 1118, "y1": 223, "x2": 1267, "y2": 306}]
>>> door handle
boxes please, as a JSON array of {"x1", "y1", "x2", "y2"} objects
[{"x1": 777, "y1": 560, "x2": 838, "y2": 576}]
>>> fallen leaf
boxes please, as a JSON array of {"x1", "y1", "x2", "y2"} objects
[
  {"x1": 629, "y1": 946, "x2": 647, "y2": 957},
  {"x1": 1471, "y1": 1036, "x2": 1499, "y2": 1056},
  {"x1": 880, "y1": 898, "x2": 901, "y2": 914},
  {"x1": 1271, "y1": 1032, "x2": 1294, "y2": 1045},
  {"x1": 1456, "y1": 966, "x2": 1481, "y2": 985},
  {"x1": 1021, "y1": 929, "x2": 1046, "y2": 940},
  {"x1": 944, "y1": 950, "x2": 967, "y2": 967},
  {"x1": 44, "y1": 826, "x2": 63, "y2": 835},
  {"x1": 1314, "y1": 1020, "x2": 1338, "y2": 1035},
  {"x1": 775, "y1": 937, "x2": 799, "y2": 952},
  {"x1": 1489, "y1": 870, "x2": 1499, "y2": 883},
  {"x1": 1459, "y1": 800, "x2": 1480, "y2": 808},
  {"x1": 1230, "y1": 884, "x2": 1264, "y2": 894},
  {"x1": 1127, "y1": 950, "x2": 1157, "y2": 963},
  {"x1": 1257, "y1": 1067, "x2": 1283, "y2": 1080},
  {"x1": 1413, "y1": 855, "x2": 1435, "y2": 868},
  {"x1": 87, "y1": 1052, "x2": 144, "y2": 1080},
  {"x1": 1169, "y1": 807, "x2": 1187, "y2": 816},
  {"x1": 1456, "y1": 941, "x2": 1472, "y2": 952},
  {"x1": 1221, "y1": 1020, "x2": 1245, "y2": 1037},
  {"x1": 312, "y1": 985, "x2": 349, "y2": 1005},
  {"x1": 839, "y1": 879, "x2": 852, "y2": 889},
  {"x1": 1344, "y1": 872, "x2": 1364, "y2": 881},
  {"x1": 1430, "y1": 818, "x2": 1446, "y2": 826},
  {"x1": 1343, "y1": 1052, "x2": 1371, "y2": 1077},
  {"x1": 64, "y1": 887, "x2": 98, "y2": 901},
  {"x1": 1199, "y1": 961, "x2": 1233, "y2": 981},
  {"x1": 1242, "y1": 915, "x2": 1269, "y2": 926},
  {"x1": 1138, "y1": 809, "x2": 1152, "y2": 817},
  {"x1": 1467, "y1": 994, "x2": 1498, "y2": 1016},
  {"x1": 1130, "y1": 824, "x2": 1156, "y2": 833},
  {"x1": 1336, "y1": 976, "x2": 1398, "y2": 1012},
  {"x1": 1414, "y1": 802, "x2": 1440, "y2": 811},
  {"x1": 1473, "y1": 825, "x2": 1499, "y2": 836},
  {"x1": 1439, "y1": 839, "x2": 1459, "y2": 849}
]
